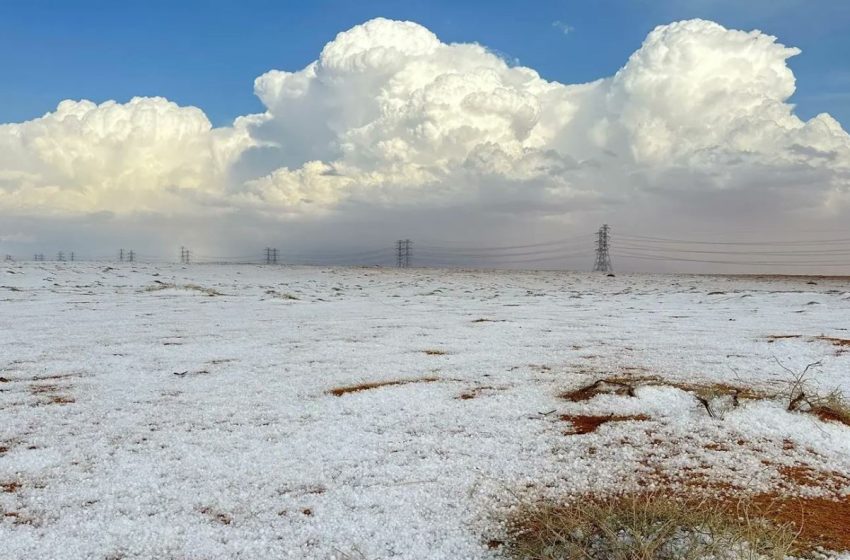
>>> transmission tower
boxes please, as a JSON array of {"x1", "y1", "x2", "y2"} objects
[
  {"x1": 593, "y1": 224, "x2": 613, "y2": 273},
  {"x1": 180, "y1": 247, "x2": 191, "y2": 264},
  {"x1": 128, "y1": 250, "x2": 135, "y2": 263},
  {"x1": 57, "y1": 251, "x2": 65, "y2": 262},
  {"x1": 265, "y1": 247, "x2": 278, "y2": 264},
  {"x1": 119, "y1": 249, "x2": 125, "y2": 262},
  {"x1": 396, "y1": 239, "x2": 412, "y2": 268},
  {"x1": 69, "y1": 252, "x2": 75, "y2": 262}
]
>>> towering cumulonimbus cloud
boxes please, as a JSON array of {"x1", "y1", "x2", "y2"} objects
[{"x1": 1, "y1": 17, "x2": 849, "y2": 226}]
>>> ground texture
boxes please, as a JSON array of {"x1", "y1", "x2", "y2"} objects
[{"x1": 1, "y1": 263, "x2": 849, "y2": 559}]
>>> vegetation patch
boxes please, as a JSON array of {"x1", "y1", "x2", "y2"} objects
[
  {"x1": 561, "y1": 375, "x2": 772, "y2": 420},
  {"x1": 422, "y1": 349, "x2": 448, "y2": 356},
  {"x1": 502, "y1": 492, "x2": 800, "y2": 560},
  {"x1": 328, "y1": 377, "x2": 441, "y2": 397},
  {"x1": 780, "y1": 359, "x2": 850, "y2": 426}
]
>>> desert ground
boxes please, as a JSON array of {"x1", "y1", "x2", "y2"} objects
[{"x1": 1, "y1": 263, "x2": 849, "y2": 559}]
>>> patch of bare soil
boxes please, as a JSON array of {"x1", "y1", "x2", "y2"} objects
[
  {"x1": 637, "y1": 455, "x2": 850, "y2": 554},
  {"x1": 560, "y1": 414, "x2": 650, "y2": 435},
  {"x1": 328, "y1": 377, "x2": 441, "y2": 397},
  {"x1": 747, "y1": 493, "x2": 850, "y2": 554},
  {"x1": 560, "y1": 378, "x2": 641, "y2": 401},
  {"x1": 29, "y1": 382, "x2": 75, "y2": 405},
  {"x1": 457, "y1": 385, "x2": 502, "y2": 400},
  {"x1": 198, "y1": 506, "x2": 232, "y2": 525},
  {"x1": 766, "y1": 334, "x2": 850, "y2": 354}
]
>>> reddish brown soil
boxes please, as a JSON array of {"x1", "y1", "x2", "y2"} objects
[
  {"x1": 561, "y1": 414, "x2": 650, "y2": 435},
  {"x1": 328, "y1": 377, "x2": 440, "y2": 397}
]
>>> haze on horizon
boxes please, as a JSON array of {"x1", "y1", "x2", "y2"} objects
[{"x1": 2, "y1": 1, "x2": 850, "y2": 274}]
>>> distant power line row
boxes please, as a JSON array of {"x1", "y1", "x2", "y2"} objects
[{"x1": 5, "y1": 227, "x2": 850, "y2": 270}]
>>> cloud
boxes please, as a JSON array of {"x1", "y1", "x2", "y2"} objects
[
  {"x1": 236, "y1": 18, "x2": 850, "y2": 216},
  {"x1": 0, "y1": 97, "x2": 253, "y2": 215},
  {"x1": 553, "y1": 20, "x2": 575, "y2": 35},
  {"x1": 1, "y1": 17, "x2": 849, "y2": 263}
]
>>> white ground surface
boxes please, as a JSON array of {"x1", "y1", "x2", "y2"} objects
[{"x1": 1, "y1": 263, "x2": 849, "y2": 559}]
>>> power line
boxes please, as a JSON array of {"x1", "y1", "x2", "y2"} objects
[
  {"x1": 615, "y1": 244, "x2": 850, "y2": 256},
  {"x1": 613, "y1": 252, "x2": 850, "y2": 266},
  {"x1": 617, "y1": 233, "x2": 850, "y2": 246}
]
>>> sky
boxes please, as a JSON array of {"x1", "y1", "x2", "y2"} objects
[{"x1": 1, "y1": 0, "x2": 850, "y2": 272}]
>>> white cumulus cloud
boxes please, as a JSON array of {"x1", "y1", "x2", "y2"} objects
[
  {"x1": 0, "y1": 97, "x2": 252, "y2": 215},
  {"x1": 1, "y1": 17, "x2": 849, "y2": 255}
]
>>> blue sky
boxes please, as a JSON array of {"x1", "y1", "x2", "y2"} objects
[{"x1": 2, "y1": 0, "x2": 849, "y2": 127}]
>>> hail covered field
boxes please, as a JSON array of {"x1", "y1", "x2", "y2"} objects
[{"x1": 1, "y1": 262, "x2": 849, "y2": 559}]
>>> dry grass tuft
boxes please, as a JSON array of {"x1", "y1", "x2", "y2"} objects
[
  {"x1": 561, "y1": 414, "x2": 650, "y2": 435},
  {"x1": 422, "y1": 349, "x2": 448, "y2": 356},
  {"x1": 328, "y1": 376, "x2": 440, "y2": 397},
  {"x1": 503, "y1": 493, "x2": 800, "y2": 560}
]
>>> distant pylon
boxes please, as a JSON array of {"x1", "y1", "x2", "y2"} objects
[
  {"x1": 57, "y1": 251, "x2": 65, "y2": 262},
  {"x1": 127, "y1": 250, "x2": 135, "y2": 263},
  {"x1": 119, "y1": 249, "x2": 125, "y2": 262},
  {"x1": 265, "y1": 247, "x2": 278, "y2": 264},
  {"x1": 593, "y1": 224, "x2": 613, "y2": 273},
  {"x1": 396, "y1": 239, "x2": 412, "y2": 268},
  {"x1": 180, "y1": 247, "x2": 191, "y2": 264}
]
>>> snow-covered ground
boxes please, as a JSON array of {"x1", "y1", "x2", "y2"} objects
[{"x1": 1, "y1": 263, "x2": 849, "y2": 559}]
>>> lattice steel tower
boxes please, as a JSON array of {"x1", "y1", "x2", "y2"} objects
[
  {"x1": 396, "y1": 239, "x2": 412, "y2": 268},
  {"x1": 593, "y1": 224, "x2": 613, "y2": 273}
]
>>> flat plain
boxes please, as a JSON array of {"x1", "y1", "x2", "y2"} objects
[{"x1": 1, "y1": 263, "x2": 849, "y2": 559}]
